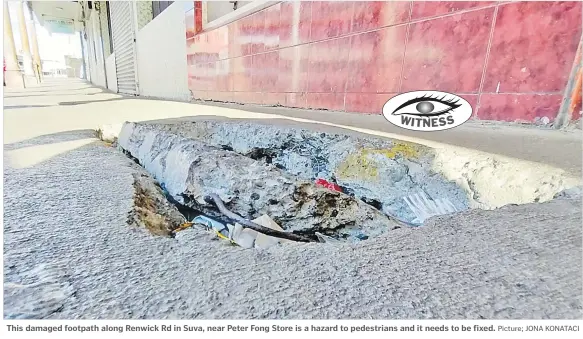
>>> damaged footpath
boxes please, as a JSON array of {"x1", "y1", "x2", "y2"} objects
[
  {"x1": 116, "y1": 120, "x2": 581, "y2": 248},
  {"x1": 120, "y1": 123, "x2": 401, "y2": 245}
]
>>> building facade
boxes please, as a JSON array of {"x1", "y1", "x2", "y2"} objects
[{"x1": 79, "y1": 1, "x2": 581, "y2": 126}]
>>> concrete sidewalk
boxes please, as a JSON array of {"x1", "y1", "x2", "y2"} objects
[
  {"x1": 3, "y1": 78, "x2": 582, "y2": 176},
  {"x1": 3, "y1": 78, "x2": 582, "y2": 319}
]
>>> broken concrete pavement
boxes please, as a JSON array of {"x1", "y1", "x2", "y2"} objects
[
  {"x1": 117, "y1": 120, "x2": 581, "y2": 241},
  {"x1": 118, "y1": 122, "x2": 400, "y2": 239},
  {"x1": 4, "y1": 79, "x2": 582, "y2": 319}
]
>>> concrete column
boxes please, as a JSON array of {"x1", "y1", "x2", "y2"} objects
[
  {"x1": 79, "y1": 31, "x2": 87, "y2": 80},
  {"x1": 3, "y1": 2, "x2": 25, "y2": 88},
  {"x1": 26, "y1": 1, "x2": 42, "y2": 81},
  {"x1": 201, "y1": 1, "x2": 208, "y2": 26},
  {"x1": 97, "y1": 4, "x2": 108, "y2": 88},
  {"x1": 16, "y1": 0, "x2": 34, "y2": 76}
]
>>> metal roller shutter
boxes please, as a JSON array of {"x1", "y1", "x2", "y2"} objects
[{"x1": 109, "y1": 1, "x2": 137, "y2": 95}]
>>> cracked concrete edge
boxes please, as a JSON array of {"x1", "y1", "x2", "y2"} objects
[
  {"x1": 96, "y1": 118, "x2": 581, "y2": 181},
  {"x1": 431, "y1": 148, "x2": 582, "y2": 209},
  {"x1": 116, "y1": 120, "x2": 581, "y2": 208},
  {"x1": 144, "y1": 119, "x2": 582, "y2": 210},
  {"x1": 97, "y1": 123, "x2": 124, "y2": 144}
]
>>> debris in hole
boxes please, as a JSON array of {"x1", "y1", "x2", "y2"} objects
[
  {"x1": 403, "y1": 192, "x2": 460, "y2": 224},
  {"x1": 360, "y1": 197, "x2": 383, "y2": 210},
  {"x1": 348, "y1": 230, "x2": 369, "y2": 241},
  {"x1": 168, "y1": 193, "x2": 316, "y2": 246},
  {"x1": 315, "y1": 178, "x2": 343, "y2": 192},
  {"x1": 173, "y1": 221, "x2": 195, "y2": 232},
  {"x1": 315, "y1": 232, "x2": 342, "y2": 245},
  {"x1": 253, "y1": 215, "x2": 291, "y2": 248},
  {"x1": 191, "y1": 215, "x2": 229, "y2": 238},
  {"x1": 127, "y1": 173, "x2": 187, "y2": 237},
  {"x1": 228, "y1": 214, "x2": 290, "y2": 249},
  {"x1": 204, "y1": 193, "x2": 316, "y2": 243},
  {"x1": 118, "y1": 122, "x2": 399, "y2": 239},
  {"x1": 229, "y1": 223, "x2": 256, "y2": 248},
  {"x1": 161, "y1": 183, "x2": 202, "y2": 221},
  {"x1": 141, "y1": 120, "x2": 473, "y2": 224}
]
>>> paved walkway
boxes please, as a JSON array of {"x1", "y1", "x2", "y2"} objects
[{"x1": 3, "y1": 78, "x2": 582, "y2": 319}]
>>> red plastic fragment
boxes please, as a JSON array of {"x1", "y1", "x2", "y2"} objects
[{"x1": 315, "y1": 179, "x2": 343, "y2": 192}]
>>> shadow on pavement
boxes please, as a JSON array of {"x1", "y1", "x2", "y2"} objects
[
  {"x1": 4, "y1": 129, "x2": 98, "y2": 151},
  {"x1": 4, "y1": 90, "x2": 104, "y2": 99},
  {"x1": 4, "y1": 129, "x2": 103, "y2": 170},
  {"x1": 4, "y1": 105, "x2": 53, "y2": 110},
  {"x1": 58, "y1": 97, "x2": 129, "y2": 106},
  {"x1": 3, "y1": 96, "x2": 129, "y2": 109}
]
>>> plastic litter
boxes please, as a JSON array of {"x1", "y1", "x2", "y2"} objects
[
  {"x1": 192, "y1": 215, "x2": 229, "y2": 237},
  {"x1": 253, "y1": 215, "x2": 289, "y2": 249},
  {"x1": 174, "y1": 222, "x2": 194, "y2": 233},
  {"x1": 213, "y1": 228, "x2": 237, "y2": 244},
  {"x1": 403, "y1": 192, "x2": 460, "y2": 225},
  {"x1": 228, "y1": 214, "x2": 287, "y2": 249},
  {"x1": 315, "y1": 178, "x2": 343, "y2": 192},
  {"x1": 229, "y1": 223, "x2": 256, "y2": 249}
]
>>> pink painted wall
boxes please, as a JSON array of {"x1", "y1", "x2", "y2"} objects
[{"x1": 184, "y1": 1, "x2": 582, "y2": 123}]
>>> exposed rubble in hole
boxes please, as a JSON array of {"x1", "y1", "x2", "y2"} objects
[
  {"x1": 116, "y1": 120, "x2": 582, "y2": 243},
  {"x1": 118, "y1": 124, "x2": 404, "y2": 241},
  {"x1": 125, "y1": 121, "x2": 471, "y2": 223}
]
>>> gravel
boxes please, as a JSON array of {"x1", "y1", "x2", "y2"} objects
[{"x1": 3, "y1": 130, "x2": 582, "y2": 319}]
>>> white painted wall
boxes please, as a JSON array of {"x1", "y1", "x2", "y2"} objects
[
  {"x1": 105, "y1": 53, "x2": 118, "y2": 93},
  {"x1": 87, "y1": 10, "x2": 107, "y2": 88},
  {"x1": 135, "y1": 2, "x2": 189, "y2": 101}
]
